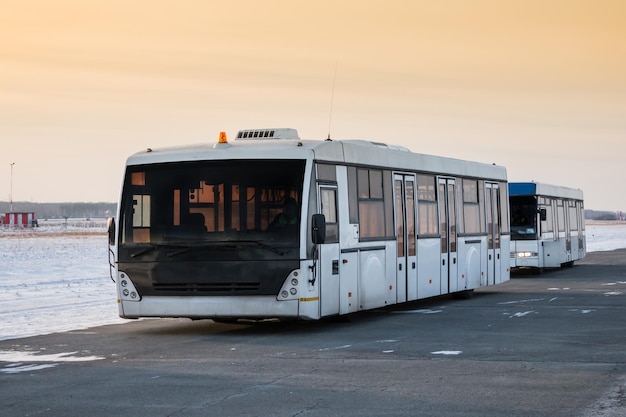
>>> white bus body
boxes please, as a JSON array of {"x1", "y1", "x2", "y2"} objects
[
  {"x1": 509, "y1": 182, "x2": 585, "y2": 271},
  {"x1": 109, "y1": 129, "x2": 510, "y2": 321}
]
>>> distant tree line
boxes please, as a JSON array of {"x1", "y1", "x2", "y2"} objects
[
  {"x1": 584, "y1": 210, "x2": 620, "y2": 221},
  {"x1": 0, "y1": 201, "x2": 117, "y2": 219}
]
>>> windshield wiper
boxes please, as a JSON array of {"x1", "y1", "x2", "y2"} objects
[
  {"x1": 166, "y1": 240, "x2": 286, "y2": 256},
  {"x1": 132, "y1": 240, "x2": 286, "y2": 259},
  {"x1": 131, "y1": 242, "x2": 204, "y2": 258},
  {"x1": 130, "y1": 246, "x2": 157, "y2": 258},
  {"x1": 229, "y1": 240, "x2": 286, "y2": 256}
]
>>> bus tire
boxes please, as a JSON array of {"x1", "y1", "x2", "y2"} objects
[
  {"x1": 212, "y1": 318, "x2": 240, "y2": 324},
  {"x1": 453, "y1": 289, "x2": 474, "y2": 300}
]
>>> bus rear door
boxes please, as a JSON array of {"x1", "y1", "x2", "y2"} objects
[
  {"x1": 438, "y1": 178, "x2": 457, "y2": 294},
  {"x1": 394, "y1": 174, "x2": 417, "y2": 303},
  {"x1": 485, "y1": 182, "x2": 502, "y2": 284}
]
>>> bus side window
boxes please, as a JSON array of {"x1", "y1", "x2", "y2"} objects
[{"x1": 320, "y1": 188, "x2": 338, "y2": 243}]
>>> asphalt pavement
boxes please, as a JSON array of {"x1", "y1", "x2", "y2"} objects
[{"x1": 1, "y1": 249, "x2": 625, "y2": 417}]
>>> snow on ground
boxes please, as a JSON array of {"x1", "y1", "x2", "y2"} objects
[
  {"x1": 585, "y1": 221, "x2": 626, "y2": 253},
  {"x1": 0, "y1": 220, "x2": 625, "y2": 341},
  {"x1": 1, "y1": 220, "x2": 126, "y2": 341}
]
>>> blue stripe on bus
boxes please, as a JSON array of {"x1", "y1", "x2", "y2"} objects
[{"x1": 508, "y1": 182, "x2": 537, "y2": 196}]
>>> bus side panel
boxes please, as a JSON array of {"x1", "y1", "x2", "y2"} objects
[
  {"x1": 384, "y1": 242, "x2": 396, "y2": 305},
  {"x1": 319, "y1": 240, "x2": 340, "y2": 317},
  {"x1": 340, "y1": 252, "x2": 359, "y2": 315},
  {"x1": 499, "y1": 234, "x2": 511, "y2": 283},
  {"x1": 539, "y1": 230, "x2": 553, "y2": 268},
  {"x1": 406, "y1": 250, "x2": 418, "y2": 302},
  {"x1": 457, "y1": 237, "x2": 484, "y2": 290},
  {"x1": 509, "y1": 240, "x2": 518, "y2": 269},
  {"x1": 417, "y1": 238, "x2": 441, "y2": 299},
  {"x1": 579, "y1": 231, "x2": 586, "y2": 261},
  {"x1": 543, "y1": 239, "x2": 565, "y2": 268},
  {"x1": 570, "y1": 230, "x2": 580, "y2": 261},
  {"x1": 358, "y1": 248, "x2": 389, "y2": 311},
  {"x1": 299, "y1": 258, "x2": 322, "y2": 320}
]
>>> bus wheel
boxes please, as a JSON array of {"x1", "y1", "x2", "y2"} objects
[
  {"x1": 212, "y1": 318, "x2": 240, "y2": 324},
  {"x1": 453, "y1": 289, "x2": 474, "y2": 300}
]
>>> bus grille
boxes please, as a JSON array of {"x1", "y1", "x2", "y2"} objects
[{"x1": 153, "y1": 282, "x2": 261, "y2": 293}]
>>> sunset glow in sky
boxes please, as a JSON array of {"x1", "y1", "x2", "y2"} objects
[{"x1": 2, "y1": 1, "x2": 625, "y2": 210}]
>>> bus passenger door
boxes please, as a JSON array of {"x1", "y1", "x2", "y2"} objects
[
  {"x1": 394, "y1": 174, "x2": 417, "y2": 303},
  {"x1": 438, "y1": 178, "x2": 457, "y2": 294},
  {"x1": 564, "y1": 202, "x2": 572, "y2": 263},
  {"x1": 577, "y1": 201, "x2": 586, "y2": 259},
  {"x1": 318, "y1": 186, "x2": 341, "y2": 317},
  {"x1": 485, "y1": 183, "x2": 502, "y2": 285}
]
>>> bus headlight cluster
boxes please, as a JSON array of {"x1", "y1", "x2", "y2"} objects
[
  {"x1": 517, "y1": 252, "x2": 538, "y2": 258},
  {"x1": 118, "y1": 272, "x2": 141, "y2": 302},
  {"x1": 277, "y1": 270, "x2": 300, "y2": 301}
]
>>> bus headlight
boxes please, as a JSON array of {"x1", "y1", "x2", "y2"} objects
[
  {"x1": 517, "y1": 252, "x2": 537, "y2": 258},
  {"x1": 277, "y1": 270, "x2": 301, "y2": 301},
  {"x1": 117, "y1": 271, "x2": 142, "y2": 302}
]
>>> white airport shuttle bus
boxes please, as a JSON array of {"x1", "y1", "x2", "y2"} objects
[
  {"x1": 108, "y1": 128, "x2": 510, "y2": 321},
  {"x1": 509, "y1": 182, "x2": 585, "y2": 272}
]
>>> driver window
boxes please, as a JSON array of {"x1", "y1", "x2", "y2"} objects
[{"x1": 321, "y1": 188, "x2": 338, "y2": 243}]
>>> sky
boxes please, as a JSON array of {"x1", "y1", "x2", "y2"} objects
[{"x1": 1, "y1": 1, "x2": 625, "y2": 210}]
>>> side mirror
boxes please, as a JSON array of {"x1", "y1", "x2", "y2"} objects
[
  {"x1": 107, "y1": 217, "x2": 116, "y2": 246},
  {"x1": 539, "y1": 208, "x2": 547, "y2": 221},
  {"x1": 311, "y1": 214, "x2": 326, "y2": 244}
]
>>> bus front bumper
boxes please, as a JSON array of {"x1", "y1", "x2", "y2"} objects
[{"x1": 118, "y1": 295, "x2": 304, "y2": 320}]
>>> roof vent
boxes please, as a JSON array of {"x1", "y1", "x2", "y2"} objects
[{"x1": 235, "y1": 128, "x2": 300, "y2": 140}]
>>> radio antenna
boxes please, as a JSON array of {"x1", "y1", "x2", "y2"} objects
[{"x1": 326, "y1": 61, "x2": 338, "y2": 141}]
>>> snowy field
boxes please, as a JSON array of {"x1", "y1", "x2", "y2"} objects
[{"x1": 1, "y1": 220, "x2": 625, "y2": 341}]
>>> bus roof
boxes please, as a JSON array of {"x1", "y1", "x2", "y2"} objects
[
  {"x1": 509, "y1": 182, "x2": 584, "y2": 200},
  {"x1": 125, "y1": 132, "x2": 507, "y2": 181}
]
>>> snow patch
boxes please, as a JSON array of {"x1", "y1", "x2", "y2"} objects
[
  {"x1": 509, "y1": 311, "x2": 535, "y2": 318},
  {"x1": 1, "y1": 364, "x2": 57, "y2": 374},
  {"x1": 498, "y1": 298, "x2": 543, "y2": 305},
  {"x1": 393, "y1": 309, "x2": 443, "y2": 314},
  {"x1": 319, "y1": 345, "x2": 352, "y2": 351},
  {"x1": 0, "y1": 350, "x2": 105, "y2": 362}
]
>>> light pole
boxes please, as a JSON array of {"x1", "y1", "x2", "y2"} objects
[{"x1": 10, "y1": 162, "x2": 15, "y2": 213}]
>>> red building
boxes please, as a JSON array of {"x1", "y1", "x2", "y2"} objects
[{"x1": 1, "y1": 212, "x2": 36, "y2": 227}]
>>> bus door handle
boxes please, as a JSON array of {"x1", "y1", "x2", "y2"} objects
[
  {"x1": 442, "y1": 259, "x2": 446, "y2": 266},
  {"x1": 412, "y1": 262, "x2": 416, "y2": 269},
  {"x1": 399, "y1": 264, "x2": 403, "y2": 271}
]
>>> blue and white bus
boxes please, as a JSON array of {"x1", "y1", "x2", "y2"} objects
[
  {"x1": 509, "y1": 182, "x2": 585, "y2": 272},
  {"x1": 108, "y1": 128, "x2": 510, "y2": 321}
]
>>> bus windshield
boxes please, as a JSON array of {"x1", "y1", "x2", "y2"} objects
[
  {"x1": 118, "y1": 159, "x2": 305, "y2": 247},
  {"x1": 510, "y1": 196, "x2": 537, "y2": 240}
]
